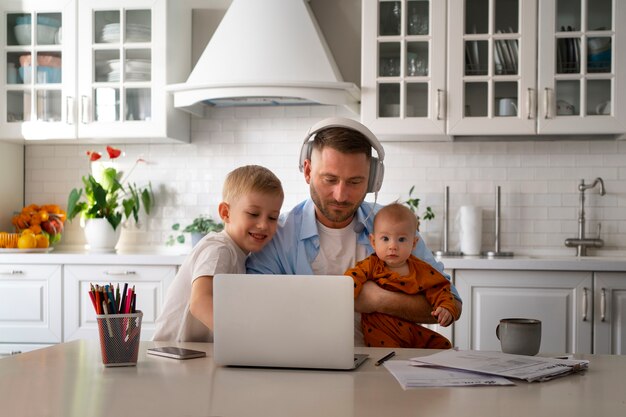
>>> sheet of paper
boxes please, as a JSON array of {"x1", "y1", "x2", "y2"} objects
[
  {"x1": 411, "y1": 350, "x2": 589, "y2": 382},
  {"x1": 384, "y1": 360, "x2": 514, "y2": 389}
]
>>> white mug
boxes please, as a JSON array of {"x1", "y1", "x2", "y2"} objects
[
  {"x1": 498, "y1": 98, "x2": 517, "y2": 117},
  {"x1": 596, "y1": 101, "x2": 610, "y2": 115}
]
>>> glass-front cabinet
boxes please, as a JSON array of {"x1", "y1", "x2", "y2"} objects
[
  {"x1": 362, "y1": 0, "x2": 448, "y2": 138},
  {"x1": 2, "y1": 0, "x2": 75, "y2": 139},
  {"x1": 0, "y1": 0, "x2": 190, "y2": 142},
  {"x1": 536, "y1": 0, "x2": 624, "y2": 134},
  {"x1": 363, "y1": 0, "x2": 625, "y2": 138}
]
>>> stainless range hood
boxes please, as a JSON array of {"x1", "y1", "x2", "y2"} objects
[{"x1": 168, "y1": 0, "x2": 360, "y2": 116}]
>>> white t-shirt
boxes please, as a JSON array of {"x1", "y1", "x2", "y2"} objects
[
  {"x1": 152, "y1": 230, "x2": 247, "y2": 342},
  {"x1": 311, "y1": 218, "x2": 368, "y2": 346}
]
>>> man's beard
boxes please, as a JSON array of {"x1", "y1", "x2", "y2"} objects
[{"x1": 309, "y1": 183, "x2": 364, "y2": 225}]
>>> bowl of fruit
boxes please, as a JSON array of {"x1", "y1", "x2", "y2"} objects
[{"x1": 9, "y1": 204, "x2": 66, "y2": 251}]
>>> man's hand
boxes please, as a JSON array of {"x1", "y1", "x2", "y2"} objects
[
  {"x1": 354, "y1": 281, "x2": 438, "y2": 323},
  {"x1": 432, "y1": 307, "x2": 453, "y2": 327}
]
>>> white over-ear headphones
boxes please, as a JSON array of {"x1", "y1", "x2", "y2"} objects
[{"x1": 298, "y1": 117, "x2": 385, "y2": 193}]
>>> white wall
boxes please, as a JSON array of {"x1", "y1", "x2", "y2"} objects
[{"x1": 24, "y1": 105, "x2": 626, "y2": 255}]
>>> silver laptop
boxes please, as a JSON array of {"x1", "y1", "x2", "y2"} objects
[{"x1": 213, "y1": 274, "x2": 368, "y2": 370}]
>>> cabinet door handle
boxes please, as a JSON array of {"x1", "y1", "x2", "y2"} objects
[
  {"x1": 66, "y1": 96, "x2": 75, "y2": 125},
  {"x1": 80, "y1": 95, "x2": 90, "y2": 124},
  {"x1": 582, "y1": 287, "x2": 588, "y2": 321},
  {"x1": 103, "y1": 271, "x2": 137, "y2": 276},
  {"x1": 527, "y1": 88, "x2": 536, "y2": 119},
  {"x1": 601, "y1": 288, "x2": 606, "y2": 322},
  {"x1": 436, "y1": 89, "x2": 446, "y2": 120},
  {"x1": 0, "y1": 270, "x2": 24, "y2": 275},
  {"x1": 543, "y1": 87, "x2": 553, "y2": 119}
]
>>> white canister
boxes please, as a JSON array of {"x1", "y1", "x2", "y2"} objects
[{"x1": 458, "y1": 206, "x2": 482, "y2": 255}]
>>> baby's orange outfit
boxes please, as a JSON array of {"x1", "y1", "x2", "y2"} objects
[{"x1": 346, "y1": 254, "x2": 459, "y2": 349}]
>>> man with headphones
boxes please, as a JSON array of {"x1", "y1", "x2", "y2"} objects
[{"x1": 247, "y1": 117, "x2": 462, "y2": 345}]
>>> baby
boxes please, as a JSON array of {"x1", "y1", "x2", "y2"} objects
[{"x1": 345, "y1": 203, "x2": 459, "y2": 348}]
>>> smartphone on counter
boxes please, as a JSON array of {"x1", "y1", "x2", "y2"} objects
[{"x1": 147, "y1": 346, "x2": 206, "y2": 360}]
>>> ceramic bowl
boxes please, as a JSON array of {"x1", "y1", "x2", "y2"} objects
[
  {"x1": 18, "y1": 66, "x2": 62, "y2": 84},
  {"x1": 19, "y1": 53, "x2": 62, "y2": 67},
  {"x1": 14, "y1": 23, "x2": 60, "y2": 45}
]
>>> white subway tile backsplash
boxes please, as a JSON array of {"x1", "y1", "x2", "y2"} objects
[{"x1": 22, "y1": 107, "x2": 626, "y2": 254}]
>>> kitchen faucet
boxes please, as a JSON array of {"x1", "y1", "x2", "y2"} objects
[{"x1": 564, "y1": 177, "x2": 606, "y2": 256}]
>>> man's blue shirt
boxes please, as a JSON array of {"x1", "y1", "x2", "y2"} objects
[{"x1": 247, "y1": 198, "x2": 460, "y2": 299}]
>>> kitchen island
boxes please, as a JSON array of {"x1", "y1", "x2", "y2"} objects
[{"x1": 1, "y1": 340, "x2": 625, "y2": 417}]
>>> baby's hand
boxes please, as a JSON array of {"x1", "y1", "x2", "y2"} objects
[{"x1": 432, "y1": 307, "x2": 453, "y2": 327}]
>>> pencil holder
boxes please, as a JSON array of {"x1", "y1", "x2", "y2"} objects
[{"x1": 96, "y1": 311, "x2": 143, "y2": 367}]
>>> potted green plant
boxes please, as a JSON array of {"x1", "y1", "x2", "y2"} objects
[
  {"x1": 404, "y1": 185, "x2": 435, "y2": 231},
  {"x1": 66, "y1": 146, "x2": 154, "y2": 251},
  {"x1": 167, "y1": 215, "x2": 224, "y2": 247}
]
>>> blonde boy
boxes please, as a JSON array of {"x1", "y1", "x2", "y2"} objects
[
  {"x1": 345, "y1": 203, "x2": 459, "y2": 348},
  {"x1": 153, "y1": 165, "x2": 284, "y2": 342}
]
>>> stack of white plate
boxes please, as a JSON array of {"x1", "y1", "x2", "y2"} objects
[
  {"x1": 100, "y1": 23, "x2": 150, "y2": 43},
  {"x1": 98, "y1": 59, "x2": 151, "y2": 82}
]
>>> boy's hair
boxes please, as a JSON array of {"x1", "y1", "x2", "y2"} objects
[
  {"x1": 222, "y1": 165, "x2": 283, "y2": 203},
  {"x1": 374, "y1": 202, "x2": 417, "y2": 232},
  {"x1": 312, "y1": 127, "x2": 372, "y2": 160}
]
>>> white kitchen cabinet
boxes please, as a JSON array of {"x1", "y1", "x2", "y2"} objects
[
  {"x1": 63, "y1": 264, "x2": 176, "y2": 341},
  {"x1": 449, "y1": 0, "x2": 626, "y2": 135},
  {"x1": 362, "y1": 0, "x2": 626, "y2": 138},
  {"x1": 362, "y1": 0, "x2": 448, "y2": 139},
  {"x1": 594, "y1": 272, "x2": 626, "y2": 355},
  {"x1": 0, "y1": 0, "x2": 190, "y2": 142},
  {"x1": 455, "y1": 269, "x2": 593, "y2": 354},
  {"x1": 0, "y1": 264, "x2": 62, "y2": 347}
]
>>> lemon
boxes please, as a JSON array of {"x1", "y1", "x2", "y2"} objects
[
  {"x1": 35, "y1": 234, "x2": 50, "y2": 248},
  {"x1": 18, "y1": 233, "x2": 37, "y2": 249}
]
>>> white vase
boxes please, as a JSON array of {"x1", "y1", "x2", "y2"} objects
[{"x1": 84, "y1": 218, "x2": 121, "y2": 252}]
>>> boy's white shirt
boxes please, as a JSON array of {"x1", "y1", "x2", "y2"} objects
[
  {"x1": 311, "y1": 217, "x2": 367, "y2": 346},
  {"x1": 152, "y1": 230, "x2": 247, "y2": 342}
]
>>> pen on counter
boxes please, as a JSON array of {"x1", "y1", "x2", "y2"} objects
[{"x1": 375, "y1": 351, "x2": 396, "y2": 366}]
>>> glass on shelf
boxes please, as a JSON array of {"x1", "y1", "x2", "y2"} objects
[
  {"x1": 378, "y1": 83, "x2": 400, "y2": 117},
  {"x1": 36, "y1": 90, "x2": 61, "y2": 122},
  {"x1": 407, "y1": 83, "x2": 428, "y2": 117},
  {"x1": 464, "y1": 82, "x2": 488, "y2": 117},
  {"x1": 95, "y1": 10, "x2": 121, "y2": 44},
  {"x1": 379, "y1": 1, "x2": 401, "y2": 36},
  {"x1": 407, "y1": 42, "x2": 428, "y2": 76},
  {"x1": 465, "y1": 40, "x2": 487, "y2": 76},
  {"x1": 556, "y1": 80, "x2": 580, "y2": 116},
  {"x1": 126, "y1": 88, "x2": 151, "y2": 121},
  {"x1": 587, "y1": 37, "x2": 611, "y2": 73},
  {"x1": 94, "y1": 87, "x2": 120, "y2": 122},
  {"x1": 379, "y1": 42, "x2": 400, "y2": 77},
  {"x1": 587, "y1": 79, "x2": 611, "y2": 116},
  {"x1": 125, "y1": 10, "x2": 151, "y2": 43},
  {"x1": 407, "y1": 0, "x2": 429, "y2": 35}
]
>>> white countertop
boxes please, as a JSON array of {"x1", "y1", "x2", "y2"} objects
[
  {"x1": 0, "y1": 247, "x2": 187, "y2": 265},
  {"x1": 2, "y1": 246, "x2": 624, "y2": 271},
  {"x1": 1, "y1": 340, "x2": 625, "y2": 417}
]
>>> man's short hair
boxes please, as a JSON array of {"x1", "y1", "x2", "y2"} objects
[
  {"x1": 223, "y1": 165, "x2": 284, "y2": 203},
  {"x1": 374, "y1": 202, "x2": 417, "y2": 232},
  {"x1": 311, "y1": 127, "x2": 372, "y2": 160}
]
